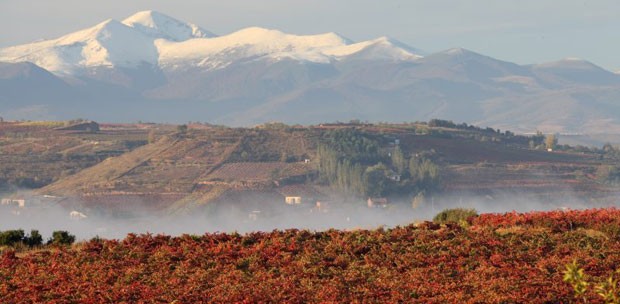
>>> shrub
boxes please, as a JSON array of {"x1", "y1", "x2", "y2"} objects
[
  {"x1": 48, "y1": 231, "x2": 76, "y2": 246},
  {"x1": 176, "y1": 124, "x2": 188, "y2": 134},
  {"x1": 24, "y1": 230, "x2": 43, "y2": 247},
  {"x1": 433, "y1": 208, "x2": 478, "y2": 226},
  {"x1": 0, "y1": 229, "x2": 25, "y2": 246},
  {"x1": 564, "y1": 261, "x2": 620, "y2": 303}
]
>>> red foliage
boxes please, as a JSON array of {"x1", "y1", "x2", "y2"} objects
[
  {"x1": 473, "y1": 208, "x2": 620, "y2": 234},
  {"x1": 1, "y1": 209, "x2": 620, "y2": 302}
]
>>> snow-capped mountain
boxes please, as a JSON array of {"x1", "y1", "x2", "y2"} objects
[
  {"x1": 0, "y1": 19, "x2": 156, "y2": 74},
  {"x1": 156, "y1": 27, "x2": 347, "y2": 69},
  {"x1": 122, "y1": 10, "x2": 215, "y2": 41},
  {"x1": 0, "y1": 11, "x2": 213, "y2": 75},
  {"x1": 2, "y1": 10, "x2": 620, "y2": 134},
  {"x1": 0, "y1": 10, "x2": 422, "y2": 75}
]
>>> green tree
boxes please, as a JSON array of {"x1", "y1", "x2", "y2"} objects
[
  {"x1": 336, "y1": 159, "x2": 352, "y2": 194},
  {"x1": 48, "y1": 231, "x2": 76, "y2": 246},
  {"x1": 391, "y1": 146, "x2": 407, "y2": 174},
  {"x1": 409, "y1": 157, "x2": 440, "y2": 187},
  {"x1": 24, "y1": 230, "x2": 43, "y2": 247},
  {"x1": 364, "y1": 163, "x2": 389, "y2": 197},
  {"x1": 349, "y1": 163, "x2": 365, "y2": 196},
  {"x1": 317, "y1": 144, "x2": 339, "y2": 184},
  {"x1": 177, "y1": 124, "x2": 188, "y2": 134},
  {"x1": 0, "y1": 229, "x2": 25, "y2": 246}
]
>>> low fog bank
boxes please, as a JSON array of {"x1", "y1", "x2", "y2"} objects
[{"x1": 1, "y1": 190, "x2": 619, "y2": 241}]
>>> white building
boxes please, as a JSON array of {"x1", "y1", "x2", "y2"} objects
[
  {"x1": 69, "y1": 211, "x2": 87, "y2": 220},
  {"x1": 1, "y1": 198, "x2": 25, "y2": 208}
]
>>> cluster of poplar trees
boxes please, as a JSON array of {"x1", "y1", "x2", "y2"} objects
[{"x1": 316, "y1": 129, "x2": 441, "y2": 198}]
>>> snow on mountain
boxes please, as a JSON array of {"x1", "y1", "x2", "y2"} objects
[
  {"x1": 122, "y1": 10, "x2": 215, "y2": 41},
  {"x1": 0, "y1": 19, "x2": 159, "y2": 74},
  {"x1": 0, "y1": 11, "x2": 214, "y2": 74},
  {"x1": 3, "y1": 11, "x2": 620, "y2": 134},
  {"x1": 156, "y1": 28, "x2": 422, "y2": 70},
  {"x1": 156, "y1": 27, "x2": 350, "y2": 69},
  {"x1": 324, "y1": 37, "x2": 422, "y2": 61},
  {"x1": 0, "y1": 11, "x2": 424, "y2": 74}
]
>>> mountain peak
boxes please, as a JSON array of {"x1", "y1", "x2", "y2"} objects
[
  {"x1": 372, "y1": 36, "x2": 425, "y2": 55},
  {"x1": 230, "y1": 27, "x2": 284, "y2": 38},
  {"x1": 536, "y1": 58, "x2": 602, "y2": 70},
  {"x1": 122, "y1": 10, "x2": 215, "y2": 41},
  {"x1": 122, "y1": 10, "x2": 177, "y2": 27},
  {"x1": 423, "y1": 48, "x2": 499, "y2": 63},
  {"x1": 124, "y1": 10, "x2": 161, "y2": 19},
  {"x1": 322, "y1": 36, "x2": 423, "y2": 61},
  {"x1": 443, "y1": 47, "x2": 479, "y2": 56}
]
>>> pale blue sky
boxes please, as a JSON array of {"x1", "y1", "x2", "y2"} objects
[{"x1": 1, "y1": 0, "x2": 619, "y2": 71}]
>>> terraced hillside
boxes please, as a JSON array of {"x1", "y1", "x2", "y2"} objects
[
  {"x1": 32, "y1": 122, "x2": 619, "y2": 216},
  {"x1": 40, "y1": 129, "x2": 238, "y2": 212},
  {"x1": 0, "y1": 121, "x2": 159, "y2": 190}
]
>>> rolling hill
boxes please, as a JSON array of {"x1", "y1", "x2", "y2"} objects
[{"x1": 25, "y1": 122, "x2": 619, "y2": 216}]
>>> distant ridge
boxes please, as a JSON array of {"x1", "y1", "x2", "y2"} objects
[{"x1": 1, "y1": 10, "x2": 620, "y2": 134}]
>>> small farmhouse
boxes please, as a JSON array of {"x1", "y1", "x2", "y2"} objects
[
  {"x1": 285, "y1": 196, "x2": 302, "y2": 205},
  {"x1": 277, "y1": 184, "x2": 325, "y2": 206},
  {"x1": 1, "y1": 198, "x2": 25, "y2": 208},
  {"x1": 367, "y1": 197, "x2": 388, "y2": 208}
]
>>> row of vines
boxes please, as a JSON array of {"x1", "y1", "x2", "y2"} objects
[{"x1": 2, "y1": 209, "x2": 620, "y2": 302}]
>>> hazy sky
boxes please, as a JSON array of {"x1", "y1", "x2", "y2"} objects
[{"x1": 1, "y1": 0, "x2": 619, "y2": 71}]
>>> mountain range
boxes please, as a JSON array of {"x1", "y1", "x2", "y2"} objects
[{"x1": 2, "y1": 10, "x2": 620, "y2": 133}]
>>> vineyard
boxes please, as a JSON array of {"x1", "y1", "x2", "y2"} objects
[
  {"x1": 206, "y1": 162, "x2": 312, "y2": 182},
  {"x1": 2, "y1": 120, "x2": 619, "y2": 214},
  {"x1": 0, "y1": 122, "x2": 152, "y2": 190},
  {"x1": 2, "y1": 208, "x2": 620, "y2": 303}
]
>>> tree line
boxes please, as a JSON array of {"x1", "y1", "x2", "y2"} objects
[
  {"x1": 317, "y1": 129, "x2": 441, "y2": 199},
  {"x1": 0, "y1": 229, "x2": 76, "y2": 249}
]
